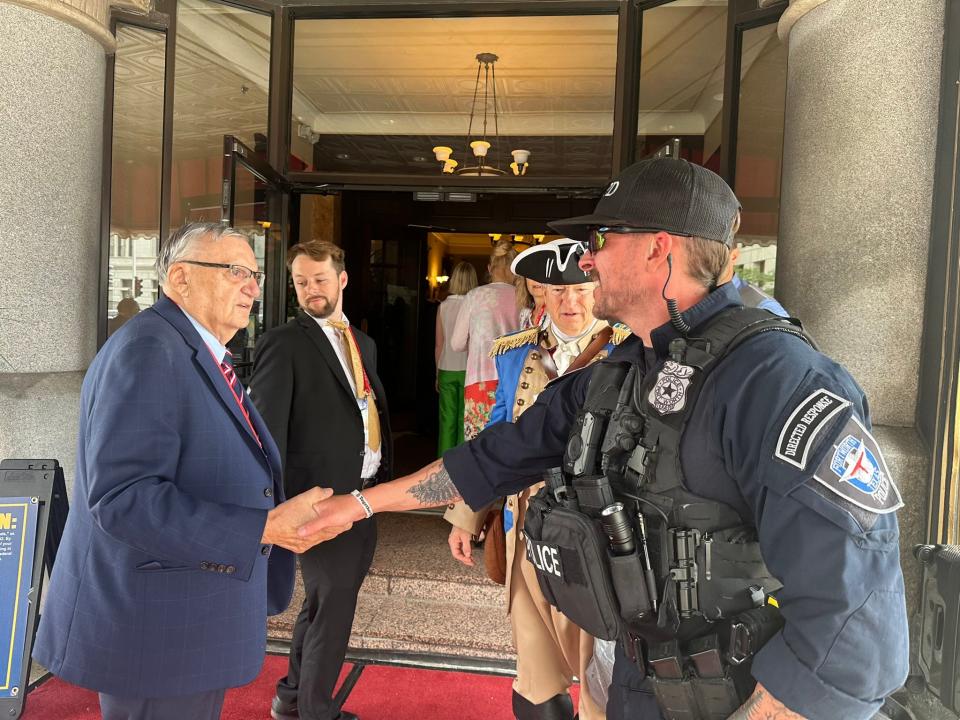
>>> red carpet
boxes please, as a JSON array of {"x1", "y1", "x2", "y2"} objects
[{"x1": 22, "y1": 654, "x2": 577, "y2": 719}]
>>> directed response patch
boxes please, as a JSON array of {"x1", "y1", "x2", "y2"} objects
[
  {"x1": 811, "y1": 414, "x2": 903, "y2": 514},
  {"x1": 775, "y1": 388, "x2": 851, "y2": 470}
]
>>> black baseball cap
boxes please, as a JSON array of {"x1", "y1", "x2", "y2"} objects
[
  {"x1": 548, "y1": 157, "x2": 741, "y2": 245},
  {"x1": 510, "y1": 239, "x2": 592, "y2": 285}
]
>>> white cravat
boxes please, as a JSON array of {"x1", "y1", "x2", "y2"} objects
[{"x1": 552, "y1": 321, "x2": 599, "y2": 375}]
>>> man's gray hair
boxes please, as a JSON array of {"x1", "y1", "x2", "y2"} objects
[{"x1": 156, "y1": 222, "x2": 249, "y2": 285}]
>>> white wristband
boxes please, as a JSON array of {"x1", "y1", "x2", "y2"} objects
[{"x1": 350, "y1": 489, "x2": 374, "y2": 519}]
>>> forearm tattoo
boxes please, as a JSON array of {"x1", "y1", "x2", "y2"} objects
[
  {"x1": 727, "y1": 688, "x2": 805, "y2": 720},
  {"x1": 727, "y1": 691, "x2": 763, "y2": 720},
  {"x1": 407, "y1": 462, "x2": 461, "y2": 507}
]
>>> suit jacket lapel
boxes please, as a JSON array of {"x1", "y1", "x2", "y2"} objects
[
  {"x1": 152, "y1": 297, "x2": 266, "y2": 458},
  {"x1": 296, "y1": 313, "x2": 356, "y2": 401},
  {"x1": 194, "y1": 348, "x2": 267, "y2": 453}
]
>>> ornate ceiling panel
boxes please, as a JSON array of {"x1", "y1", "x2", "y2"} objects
[{"x1": 111, "y1": 0, "x2": 764, "y2": 177}]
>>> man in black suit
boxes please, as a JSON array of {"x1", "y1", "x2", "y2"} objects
[{"x1": 250, "y1": 239, "x2": 391, "y2": 720}]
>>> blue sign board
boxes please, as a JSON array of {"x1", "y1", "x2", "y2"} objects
[{"x1": 0, "y1": 498, "x2": 38, "y2": 701}]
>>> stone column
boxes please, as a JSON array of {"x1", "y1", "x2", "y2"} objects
[
  {"x1": 774, "y1": 0, "x2": 945, "y2": 615},
  {"x1": 0, "y1": 0, "x2": 118, "y2": 488}
]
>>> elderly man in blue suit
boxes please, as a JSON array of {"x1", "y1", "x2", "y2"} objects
[{"x1": 32, "y1": 222, "x2": 350, "y2": 720}]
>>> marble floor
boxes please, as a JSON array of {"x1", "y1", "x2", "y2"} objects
[{"x1": 268, "y1": 512, "x2": 515, "y2": 668}]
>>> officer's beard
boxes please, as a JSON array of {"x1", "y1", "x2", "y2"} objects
[{"x1": 591, "y1": 272, "x2": 647, "y2": 325}]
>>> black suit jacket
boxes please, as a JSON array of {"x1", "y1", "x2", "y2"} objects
[{"x1": 249, "y1": 312, "x2": 393, "y2": 498}]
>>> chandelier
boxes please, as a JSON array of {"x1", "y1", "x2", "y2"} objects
[{"x1": 432, "y1": 53, "x2": 530, "y2": 176}]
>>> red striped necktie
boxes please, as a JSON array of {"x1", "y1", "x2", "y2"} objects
[
  {"x1": 219, "y1": 350, "x2": 260, "y2": 447},
  {"x1": 221, "y1": 351, "x2": 243, "y2": 409}
]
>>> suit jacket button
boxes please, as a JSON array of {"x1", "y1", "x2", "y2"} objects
[
  {"x1": 261, "y1": 545, "x2": 270, "y2": 555},
  {"x1": 200, "y1": 561, "x2": 210, "y2": 571},
  {"x1": 217, "y1": 564, "x2": 226, "y2": 573},
  {"x1": 359, "y1": 449, "x2": 365, "y2": 457},
  {"x1": 225, "y1": 565, "x2": 236, "y2": 574},
  {"x1": 264, "y1": 487, "x2": 273, "y2": 497}
]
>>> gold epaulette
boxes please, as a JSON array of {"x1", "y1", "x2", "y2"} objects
[
  {"x1": 489, "y1": 326, "x2": 541, "y2": 357},
  {"x1": 612, "y1": 323, "x2": 632, "y2": 345}
]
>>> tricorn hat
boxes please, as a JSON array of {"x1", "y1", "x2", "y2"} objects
[{"x1": 510, "y1": 239, "x2": 592, "y2": 285}]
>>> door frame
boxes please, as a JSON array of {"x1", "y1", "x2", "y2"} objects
[
  {"x1": 221, "y1": 135, "x2": 292, "y2": 332},
  {"x1": 99, "y1": 2, "x2": 176, "y2": 348},
  {"x1": 918, "y1": 0, "x2": 960, "y2": 544}
]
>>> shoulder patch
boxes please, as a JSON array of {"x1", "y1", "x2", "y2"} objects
[
  {"x1": 810, "y1": 414, "x2": 903, "y2": 515},
  {"x1": 774, "y1": 388, "x2": 850, "y2": 470},
  {"x1": 612, "y1": 323, "x2": 632, "y2": 346},
  {"x1": 489, "y1": 327, "x2": 540, "y2": 357}
]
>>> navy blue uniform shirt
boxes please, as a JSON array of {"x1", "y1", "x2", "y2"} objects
[{"x1": 444, "y1": 282, "x2": 909, "y2": 719}]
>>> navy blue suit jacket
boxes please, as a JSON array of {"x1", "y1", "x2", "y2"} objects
[{"x1": 33, "y1": 297, "x2": 295, "y2": 698}]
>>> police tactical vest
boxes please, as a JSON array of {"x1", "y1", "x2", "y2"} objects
[{"x1": 524, "y1": 306, "x2": 813, "y2": 653}]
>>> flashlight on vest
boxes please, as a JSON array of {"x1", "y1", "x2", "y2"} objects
[{"x1": 601, "y1": 502, "x2": 636, "y2": 556}]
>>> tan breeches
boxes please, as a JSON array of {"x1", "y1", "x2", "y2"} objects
[{"x1": 509, "y1": 540, "x2": 606, "y2": 719}]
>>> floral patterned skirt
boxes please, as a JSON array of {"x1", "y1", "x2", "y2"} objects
[{"x1": 464, "y1": 380, "x2": 499, "y2": 441}]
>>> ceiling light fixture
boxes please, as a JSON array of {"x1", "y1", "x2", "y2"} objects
[
  {"x1": 297, "y1": 122, "x2": 319, "y2": 144},
  {"x1": 433, "y1": 53, "x2": 530, "y2": 177}
]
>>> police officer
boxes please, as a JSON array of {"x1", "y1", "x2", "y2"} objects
[
  {"x1": 300, "y1": 157, "x2": 910, "y2": 720},
  {"x1": 445, "y1": 239, "x2": 627, "y2": 720}
]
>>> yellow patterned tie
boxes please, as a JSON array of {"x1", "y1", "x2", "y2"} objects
[{"x1": 327, "y1": 319, "x2": 381, "y2": 451}]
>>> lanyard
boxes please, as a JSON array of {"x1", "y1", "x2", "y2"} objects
[{"x1": 343, "y1": 325, "x2": 373, "y2": 398}]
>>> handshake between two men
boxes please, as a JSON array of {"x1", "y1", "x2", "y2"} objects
[
  {"x1": 261, "y1": 455, "x2": 456, "y2": 553},
  {"x1": 260, "y1": 486, "x2": 358, "y2": 554}
]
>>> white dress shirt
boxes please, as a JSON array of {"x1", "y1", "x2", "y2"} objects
[
  {"x1": 182, "y1": 307, "x2": 228, "y2": 365},
  {"x1": 314, "y1": 313, "x2": 382, "y2": 480}
]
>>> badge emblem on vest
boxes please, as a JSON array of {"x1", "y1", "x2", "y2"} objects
[{"x1": 648, "y1": 360, "x2": 696, "y2": 414}]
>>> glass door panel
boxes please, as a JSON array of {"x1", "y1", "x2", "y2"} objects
[
  {"x1": 732, "y1": 22, "x2": 787, "y2": 293},
  {"x1": 221, "y1": 135, "x2": 288, "y2": 380},
  {"x1": 108, "y1": 24, "x2": 166, "y2": 338},
  {"x1": 637, "y1": 1, "x2": 728, "y2": 169}
]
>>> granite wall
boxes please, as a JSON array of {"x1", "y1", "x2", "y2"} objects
[
  {"x1": 774, "y1": 0, "x2": 946, "y2": 686},
  {"x1": 0, "y1": 1, "x2": 105, "y2": 486}
]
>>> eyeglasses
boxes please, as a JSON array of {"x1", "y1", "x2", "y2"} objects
[
  {"x1": 179, "y1": 260, "x2": 264, "y2": 287},
  {"x1": 587, "y1": 226, "x2": 651, "y2": 254}
]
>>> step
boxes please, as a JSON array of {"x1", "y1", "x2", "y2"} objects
[
  {"x1": 268, "y1": 513, "x2": 516, "y2": 664},
  {"x1": 361, "y1": 571, "x2": 506, "y2": 606},
  {"x1": 351, "y1": 592, "x2": 514, "y2": 660}
]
